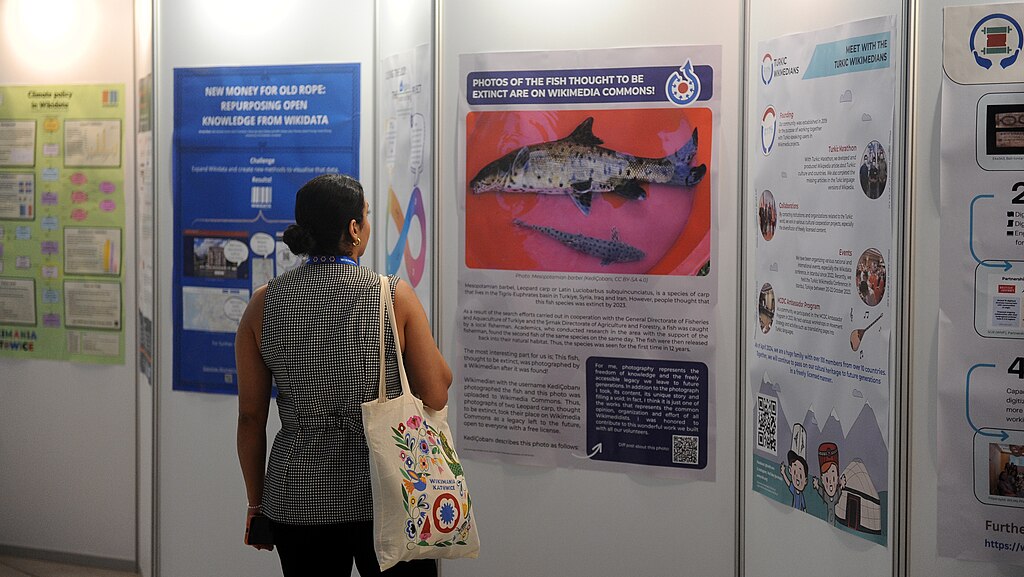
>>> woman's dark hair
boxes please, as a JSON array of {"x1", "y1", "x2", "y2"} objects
[{"x1": 282, "y1": 174, "x2": 364, "y2": 256}]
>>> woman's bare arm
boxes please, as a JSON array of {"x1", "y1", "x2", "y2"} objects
[
  {"x1": 235, "y1": 285, "x2": 272, "y2": 548},
  {"x1": 393, "y1": 278, "x2": 452, "y2": 410}
]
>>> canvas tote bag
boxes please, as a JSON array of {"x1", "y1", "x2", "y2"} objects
[{"x1": 362, "y1": 275, "x2": 480, "y2": 570}]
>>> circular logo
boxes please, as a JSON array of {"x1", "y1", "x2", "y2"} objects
[
  {"x1": 431, "y1": 492, "x2": 461, "y2": 534},
  {"x1": 761, "y1": 53, "x2": 774, "y2": 85},
  {"x1": 666, "y1": 59, "x2": 701, "y2": 107},
  {"x1": 970, "y1": 13, "x2": 1023, "y2": 70},
  {"x1": 761, "y1": 105, "x2": 777, "y2": 156}
]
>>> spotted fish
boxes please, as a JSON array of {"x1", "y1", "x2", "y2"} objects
[
  {"x1": 513, "y1": 219, "x2": 645, "y2": 265},
  {"x1": 470, "y1": 117, "x2": 706, "y2": 215}
]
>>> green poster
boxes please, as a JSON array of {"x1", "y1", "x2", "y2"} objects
[{"x1": 0, "y1": 84, "x2": 126, "y2": 364}]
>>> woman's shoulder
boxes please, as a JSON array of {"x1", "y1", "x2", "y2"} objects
[
  {"x1": 265, "y1": 264, "x2": 305, "y2": 290},
  {"x1": 381, "y1": 272, "x2": 403, "y2": 299},
  {"x1": 350, "y1": 266, "x2": 399, "y2": 288},
  {"x1": 266, "y1": 263, "x2": 395, "y2": 295},
  {"x1": 239, "y1": 283, "x2": 268, "y2": 331}
]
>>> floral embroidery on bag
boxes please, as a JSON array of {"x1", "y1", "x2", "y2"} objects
[{"x1": 391, "y1": 417, "x2": 473, "y2": 549}]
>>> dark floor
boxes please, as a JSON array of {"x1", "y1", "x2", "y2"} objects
[{"x1": 0, "y1": 556, "x2": 139, "y2": 577}]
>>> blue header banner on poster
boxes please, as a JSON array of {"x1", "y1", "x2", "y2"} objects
[
  {"x1": 803, "y1": 32, "x2": 891, "y2": 79},
  {"x1": 174, "y1": 63, "x2": 359, "y2": 150},
  {"x1": 466, "y1": 65, "x2": 714, "y2": 106},
  {"x1": 173, "y1": 63, "x2": 360, "y2": 394}
]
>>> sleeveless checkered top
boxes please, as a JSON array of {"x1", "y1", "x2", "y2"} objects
[{"x1": 260, "y1": 263, "x2": 401, "y2": 524}]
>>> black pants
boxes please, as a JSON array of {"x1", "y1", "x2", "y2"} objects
[{"x1": 270, "y1": 520, "x2": 437, "y2": 577}]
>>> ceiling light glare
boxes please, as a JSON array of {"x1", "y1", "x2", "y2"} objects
[{"x1": 2, "y1": 0, "x2": 99, "y2": 73}]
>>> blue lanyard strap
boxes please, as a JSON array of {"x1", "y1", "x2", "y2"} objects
[{"x1": 306, "y1": 255, "x2": 358, "y2": 266}]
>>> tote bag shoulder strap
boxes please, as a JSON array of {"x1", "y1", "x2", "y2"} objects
[{"x1": 375, "y1": 274, "x2": 413, "y2": 402}]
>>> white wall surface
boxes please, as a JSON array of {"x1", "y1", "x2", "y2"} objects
[
  {"x1": 0, "y1": 0, "x2": 137, "y2": 565},
  {"x1": 743, "y1": 2, "x2": 903, "y2": 576},
  {"x1": 909, "y1": 1, "x2": 1020, "y2": 576},
  {"x1": 153, "y1": 1, "x2": 375, "y2": 576},
  {"x1": 135, "y1": 0, "x2": 154, "y2": 574},
  {"x1": 439, "y1": 1, "x2": 742, "y2": 576}
]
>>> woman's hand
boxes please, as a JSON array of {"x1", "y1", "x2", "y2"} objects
[{"x1": 244, "y1": 508, "x2": 274, "y2": 551}]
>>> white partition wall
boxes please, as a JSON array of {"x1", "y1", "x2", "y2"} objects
[
  {"x1": 908, "y1": 1, "x2": 1021, "y2": 576},
  {"x1": 134, "y1": 1, "x2": 155, "y2": 575},
  {"x1": 0, "y1": 0, "x2": 137, "y2": 569},
  {"x1": 742, "y1": 2, "x2": 907, "y2": 576},
  {"x1": 153, "y1": 2, "x2": 375, "y2": 575},
  {"x1": 439, "y1": 1, "x2": 743, "y2": 575}
]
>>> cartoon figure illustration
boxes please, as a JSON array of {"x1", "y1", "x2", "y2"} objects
[
  {"x1": 779, "y1": 424, "x2": 808, "y2": 511},
  {"x1": 812, "y1": 442, "x2": 847, "y2": 526},
  {"x1": 781, "y1": 452, "x2": 809, "y2": 511}
]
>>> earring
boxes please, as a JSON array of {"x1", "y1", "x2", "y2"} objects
[{"x1": 353, "y1": 237, "x2": 361, "y2": 246}]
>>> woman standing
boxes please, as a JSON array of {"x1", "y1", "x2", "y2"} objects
[{"x1": 236, "y1": 174, "x2": 451, "y2": 576}]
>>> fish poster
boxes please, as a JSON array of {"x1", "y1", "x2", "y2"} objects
[
  {"x1": 749, "y1": 16, "x2": 896, "y2": 546},
  {"x1": 938, "y1": 3, "x2": 1024, "y2": 565},
  {"x1": 0, "y1": 84, "x2": 126, "y2": 364},
  {"x1": 172, "y1": 63, "x2": 359, "y2": 393},
  {"x1": 456, "y1": 45, "x2": 720, "y2": 480},
  {"x1": 379, "y1": 46, "x2": 434, "y2": 323}
]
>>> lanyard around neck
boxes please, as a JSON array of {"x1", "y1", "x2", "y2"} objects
[{"x1": 306, "y1": 255, "x2": 358, "y2": 266}]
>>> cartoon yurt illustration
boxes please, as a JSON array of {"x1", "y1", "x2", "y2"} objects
[{"x1": 836, "y1": 458, "x2": 882, "y2": 534}]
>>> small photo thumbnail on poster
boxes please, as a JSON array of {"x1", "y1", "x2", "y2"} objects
[
  {"x1": 988, "y1": 443, "x2": 1024, "y2": 500},
  {"x1": 759, "y1": 282, "x2": 776, "y2": 334},
  {"x1": 859, "y1": 140, "x2": 887, "y2": 200},
  {"x1": 855, "y1": 248, "x2": 886, "y2": 307},
  {"x1": 758, "y1": 189, "x2": 777, "y2": 241},
  {"x1": 183, "y1": 230, "x2": 250, "y2": 280},
  {"x1": 987, "y1": 104, "x2": 1024, "y2": 156},
  {"x1": 465, "y1": 108, "x2": 712, "y2": 276}
]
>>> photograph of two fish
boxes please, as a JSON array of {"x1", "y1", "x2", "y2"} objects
[{"x1": 465, "y1": 108, "x2": 713, "y2": 276}]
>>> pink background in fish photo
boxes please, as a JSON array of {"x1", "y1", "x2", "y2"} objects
[{"x1": 465, "y1": 108, "x2": 712, "y2": 275}]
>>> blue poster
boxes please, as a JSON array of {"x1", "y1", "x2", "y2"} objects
[{"x1": 173, "y1": 63, "x2": 360, "y2": 393}]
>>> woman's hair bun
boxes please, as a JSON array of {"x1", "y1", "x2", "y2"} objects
[
  {"x1": 282, "y1": 223, "x2": 315, "y2": 255},
  {"x1": 293, "y1": 174, "x2": 365, "y2": 257}
]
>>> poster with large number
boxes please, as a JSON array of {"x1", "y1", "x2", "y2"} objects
[
  {"x1": 0, "y1": 84, "x2": 126, "y2": 363},
  {"x1": 380, "y1": 46, "x2": 433, "y2": 322},
  {"x1": 173, "y1": 63, "x2": 359, "y2": 393},
  {"x1": 456, "y1": 46, "x2": 720, "y2": 479},
  {"x1": 939, "y1": 3, "x2": 1024, "y2": 565},
  {"x1": 749, "y1": 16, "x2": 895, "y2": 546}
]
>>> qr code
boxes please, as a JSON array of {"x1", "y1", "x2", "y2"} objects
[
  {"x1": 672, "y1": 435, "x2": 699, "y2": 465},
  {"x1": 756, "y1": 394, "x2": 778, "y2": 455}
]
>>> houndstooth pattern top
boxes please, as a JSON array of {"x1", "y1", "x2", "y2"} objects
[{"x1": 260, "y1": 262, "x2": 401, "y2": 524}]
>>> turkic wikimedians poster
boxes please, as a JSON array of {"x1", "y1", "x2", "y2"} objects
[{"x1": 750, "y1": 16, "x2": 896, "y2": 546}]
